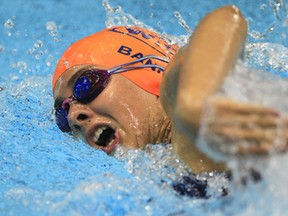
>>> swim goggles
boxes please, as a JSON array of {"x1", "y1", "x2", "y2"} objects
[{"x1": 54, "y1": 55, "x2": 169, "y2": 132}]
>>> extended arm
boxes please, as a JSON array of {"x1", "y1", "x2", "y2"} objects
[
  {"x1": 161, "y1": 6, "x2": 247, "y2": 173},
  {"x1": 161, "y1": 6, "x2": 288, "y2": 173}
]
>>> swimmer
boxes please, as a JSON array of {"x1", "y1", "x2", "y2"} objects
[{"x1": 52, "y1": 6, "x2": 288, "y2": 174}]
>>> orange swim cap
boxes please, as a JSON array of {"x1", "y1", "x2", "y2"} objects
[{"x1": 52, "y1": 26, "x2": 178, "y2": 96}]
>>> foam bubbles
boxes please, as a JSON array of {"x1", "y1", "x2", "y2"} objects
[{"x1": 103, "y1": 0, "x2": 150, "y2": 30}]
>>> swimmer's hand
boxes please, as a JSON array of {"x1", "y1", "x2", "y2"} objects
[{"x1": 199, "y1": 97, "x2": 288, "y2": 160}]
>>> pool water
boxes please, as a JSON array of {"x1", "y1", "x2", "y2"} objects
[{"x1": 1, "y1": 0, "x2": 288, "y2": 215}]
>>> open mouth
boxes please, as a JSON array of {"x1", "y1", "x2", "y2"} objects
[{"x1": 93, "y1": 126, "x2": 116, "y2": 148}]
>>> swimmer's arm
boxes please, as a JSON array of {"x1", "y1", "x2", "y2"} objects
[
  {"x1": 160, "y1": 6, "x2": 247, "y2": 173},
  {"x1": 172, "y1": 6, "x2": 288, "y2": 157},
  {"x1": 161, "y1": 6, "x2": 288, "y2": 173},
  {"x1": 175, "y1": 5, "x2": 248, "y2": 132}
]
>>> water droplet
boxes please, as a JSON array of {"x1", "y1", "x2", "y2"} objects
[
  {"x1": 173, "y1": 11, "x2": 192, "y2": 34},
  {"x1": 11, "y1": 61, "x2": 28, "y2": 73},
  {"x1": 34, "y1": 40, "x2": 43, "y2": 49},
  {"x1": 46, "y1": 21, "x2": 57, "y2": 31},
  {"x1": 48, "y1": 55, "x2": 54, "y2": 61},
  {"x1": 64, "y1": 61, "x2": 70, "y2": 68},
  {"x1": 27, "y1": 47, "x2": 35, "y2": 55},
  {"x1": 0, "y1": 45, "x2": 5, "y2": 52},
  {"x1": 50, "y1": 31, "x2": 57, "y2": 37},
  {"x1": 260, "y1": 4, "x2": 267, "y2": 10},
  {"x1": 4, "y1": 19, "x2": 14, "y2": 29},
  {"x1": 114, "y1": 6, "x2": 121, "y2": 12}
]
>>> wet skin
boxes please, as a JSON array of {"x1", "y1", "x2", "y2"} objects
[{"x1": 54, "y1": 64, "x2": 171, "y2": 154}]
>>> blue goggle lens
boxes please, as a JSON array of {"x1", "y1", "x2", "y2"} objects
[
  {"x1": 55, "y1": 106, "x2": 70, "y2": 132},
  {"x1": 74, "y1": 77, "x2": 91, "y2": 100}
]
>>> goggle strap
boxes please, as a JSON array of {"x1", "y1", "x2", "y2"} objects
[
  {"x1": 112, "y1": 65, "x2": 167, "y2": 74},
  {"x1": 108, "y1": 55, "x2": 169, "y2": 75}
]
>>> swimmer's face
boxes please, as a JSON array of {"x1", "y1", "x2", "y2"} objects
[{"x1": 53, "y1": 64, "x2": 167, "y2": 154}]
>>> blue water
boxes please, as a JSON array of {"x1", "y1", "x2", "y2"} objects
[{"x1": 1, "y1": 0, "x2": 288, "y2": 215}]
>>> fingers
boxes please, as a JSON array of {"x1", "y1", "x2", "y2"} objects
[
  {"x1": 200, "y1": 97, "x2": 288, "y2": 157},
  {"x1": 205, "y1": 97, "x2": 279, "y2": 117},
  {"x1": 207, "y1": 114, "x2": 282, "y2": 128},
  {"x1": 211, "y1": 125, "x2": 280, "y2": 142}
]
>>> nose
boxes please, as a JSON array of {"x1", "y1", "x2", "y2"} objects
[{"x1": 67, "y1": 103, "x2": 93, "y2": 132}]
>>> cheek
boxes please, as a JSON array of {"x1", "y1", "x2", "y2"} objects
[
  {"x1": 95, "y1": 78, "x2": 154, "y2": 132},
  {"x1": 106, "y1": 92, "x2": 149, "y2": 131},
  {"x1": 116, "y1": 101, "x2": 150, "y2": 147},
  {"x1": 117, "y1": 101, "x2": 142, "y2": 128}
]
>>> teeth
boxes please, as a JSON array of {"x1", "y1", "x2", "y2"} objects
[{"x1": 93, "y1": 126, "x2": 108, "y2": 143}]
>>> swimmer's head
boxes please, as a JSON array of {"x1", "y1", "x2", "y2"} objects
[
  {"x1": 52, "y1": 26, "x2": 178, "y2": 96},
  {"x1": 52, "y1": 26, "x2": 177, "y2": 151}
]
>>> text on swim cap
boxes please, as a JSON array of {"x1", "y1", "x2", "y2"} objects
[
  {"x1": 118, "y1": 45, "x2": 164, "y2": 73},
  {"x1": 109, "y1": 27, "x2": 177, "y2": 57}
]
